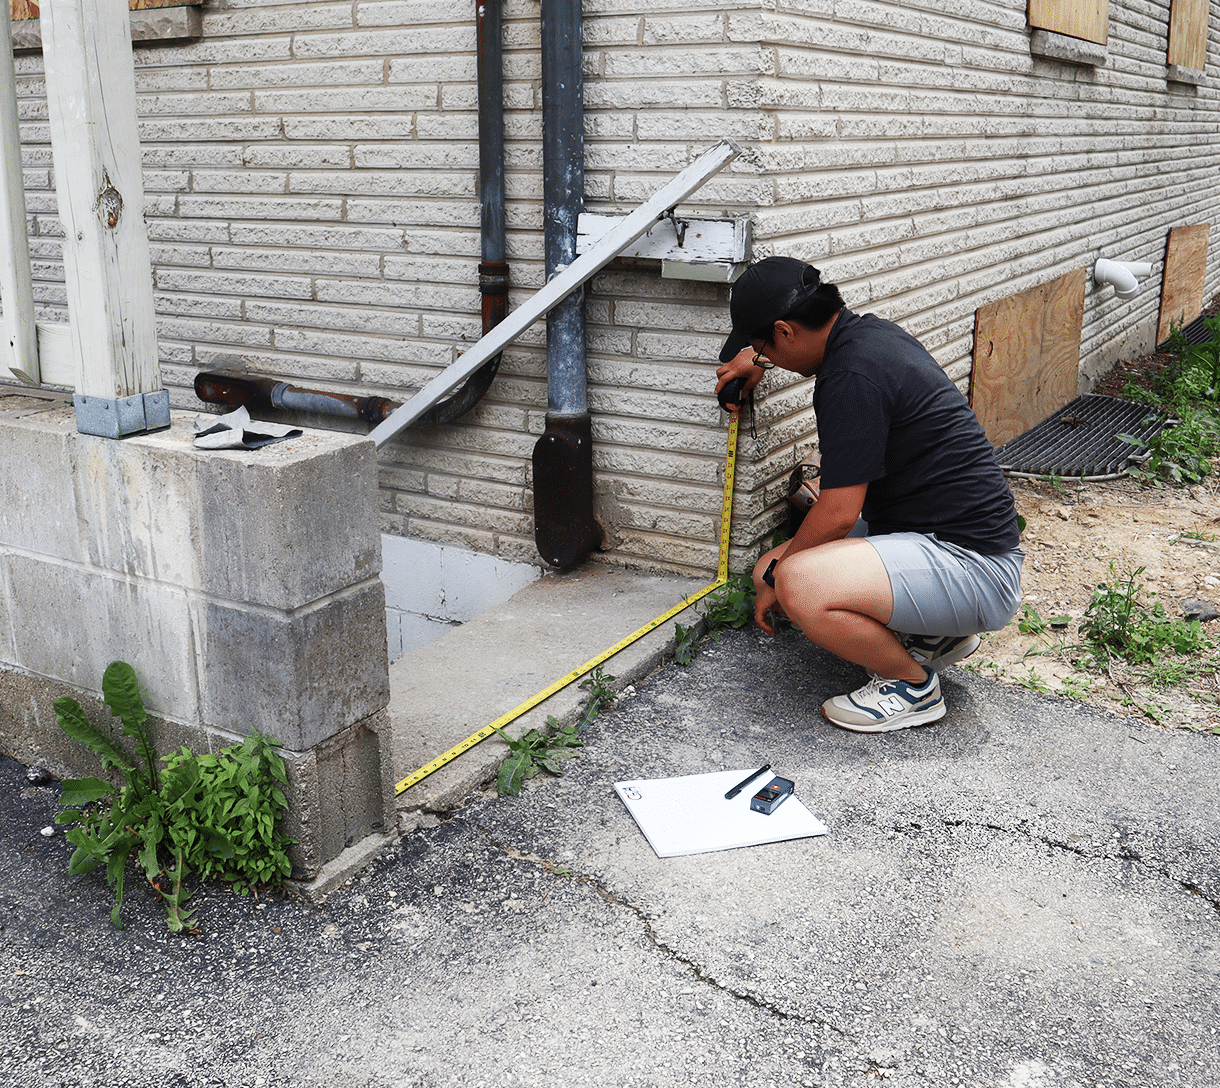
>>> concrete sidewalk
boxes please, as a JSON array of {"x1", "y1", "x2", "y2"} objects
[
  {"x1": 388, "y1": 563, "x2": 710, "y2": 817},
  {"x1": 3, "y1": 614, "x2": 1218, "y2": 1087}
]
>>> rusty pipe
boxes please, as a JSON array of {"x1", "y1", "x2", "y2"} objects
[
  {"x1": 194, "y1": 370, "x2": 400, "y2": 425},
  {"x1": 410, "y1": 1, "x2": 509, "y2": 427}
]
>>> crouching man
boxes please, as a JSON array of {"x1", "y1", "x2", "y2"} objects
[{"x1": 716, "y1": 257, "x2": 1023, "y2": 732}]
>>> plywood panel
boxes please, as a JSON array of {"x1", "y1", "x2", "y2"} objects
[
  {"x1": 1168, "y1": 0, "x2": 1208, "y2": 69},
  {"x1": 970, "y1": 267, "x2": 1086, "y2": 448},
  {"x1": 1028, "y1": 0, "x2": 1108, "y2": 45},
  {"x1": 1157, "y1": 224, "x2": 1211, "y2": 344}
]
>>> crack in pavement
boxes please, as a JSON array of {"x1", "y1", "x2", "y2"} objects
[
  {"x1": 895, "y1": 818, "x2": 1220, "y2": 912},
  {"x1": 473, "y1": 822, "x2": 854, "y2": 1042}
]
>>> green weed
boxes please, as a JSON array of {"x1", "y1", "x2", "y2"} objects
[
  {"x1": 1017, "y1": 605, "x2": 1073, "y2": 637},
  {"x1": 492, "y1": 667, "x2": 617, "y2": 796},
  {"x1": 1057, "y1": 675, "x2": 1093, "y2": 702},
  {"x1": 675, "y1": 573, "x2": 757, "y2": 666},
  {"x1": 1077, "y1": 564, "x2": 1206, "y2": 668},
  {"x1": 1017, "y1": 605, "x2": 1046, "y2": 635},
  {"x1": 1133, "y1": 659, "x2": 1192, "y2": 690},
  {"x1": 1017, "y1": 667, "x2": 1051, "y2": 694},
  {"x1": 53, "y1": 662, "x2": 294, "y2": 933},
  {"x1": 1121, "y1": 406, "x2": 1220, "y2": 486},
  {"x1": 673, "y1": 622, "x2": 701, "y2": 666},
  {"x1": 1118, "y1": 316, "x2": 1220, "y2": 486},
  {"x1": 491, "y1": 717, "x2": 583, "y2": 797}
]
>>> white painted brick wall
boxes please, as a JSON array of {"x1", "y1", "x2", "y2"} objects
[{"x1": 7, "y1": 0, "x2": 1218, "y2": 580}]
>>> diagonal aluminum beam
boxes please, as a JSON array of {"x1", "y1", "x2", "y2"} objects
[{"x1": 369, "y1": 138, "x2": 742, "y2": 447}]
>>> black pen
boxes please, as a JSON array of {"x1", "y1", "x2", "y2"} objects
[{"x1": 724, "y1": 763, "x2": 770, "y2": 800}]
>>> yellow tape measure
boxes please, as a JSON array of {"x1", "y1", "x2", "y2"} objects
[{"x1": 395, "y1": 412, "x2": 739, "y2": 795}]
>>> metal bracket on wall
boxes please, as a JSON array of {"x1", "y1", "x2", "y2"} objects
[
  {"x1": 577, "y1": 210, "x2": 752, "y2": 283},
  {"x1": 368, "y1": 138, "x2": 742, "y2": 448}
]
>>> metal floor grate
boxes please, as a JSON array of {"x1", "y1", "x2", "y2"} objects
[
  {"x1": 1156, "y1": 314, "x2": 1214, "y2": 353},
  {"x1": 994, "y1": 394, "x2": 1166, "y2": 479}
]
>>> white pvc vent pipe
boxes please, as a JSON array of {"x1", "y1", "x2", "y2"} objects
[{"x1": 1094, "y1": 258, "x2": 1154, "y2": 300}]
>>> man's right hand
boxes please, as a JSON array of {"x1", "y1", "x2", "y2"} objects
[
  {"x1": 751, "y1": 543, "x2": 789, "y2": 636},
  {"x1": 715, "y1": 347, "x2": 765, "y2": 411},
  {"x1": 753, "y1": 583, "x2": 784, "y2": 637}
]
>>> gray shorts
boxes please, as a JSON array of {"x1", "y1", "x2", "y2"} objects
[{"x1": 865, "y1": 531, "x2": 1024, "y2": 637}]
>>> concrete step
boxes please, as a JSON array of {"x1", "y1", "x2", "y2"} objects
[{"x1": 388, "y1": 564, "x2": 711, "y2": 822}]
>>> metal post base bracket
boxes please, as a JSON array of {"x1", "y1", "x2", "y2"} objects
[{"x1": 75, "y1": 390, "x2": 170, "y2": 439}]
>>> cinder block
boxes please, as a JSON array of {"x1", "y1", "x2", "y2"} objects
[
  {"x1": 333, "y1": 720, "x2": 388, "y2": 846},
  {"x1": 310, "y1": 733, "x2": 348, "y2": 864},
  {"x1": 4, "y1": 553, "x2": 201, "y2": 721},
  {"x1": 194, "y1": 434, "x2": 381, "y2": 609},
  {"x1": 200, "y1": 580, "x2": 389, "y2": 750},
  {"x1": 282, "y1": 116, "x2": 417, "y2": 141},
  {"x1": 0, "y1": 417, "x2": 87, "y2": 563},
  {"x1": 399, "y1": 609, "x2": 461, "y2": 653},
  {"x1": 210, "y1": 59, "x2": 383, "y2": 90}
]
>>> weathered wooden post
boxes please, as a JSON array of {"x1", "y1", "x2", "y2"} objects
[
  {"x1": 41, "y1": 0, "x2": 167, "y2": 437},
  {"x1": 0, "y1": 0, "x2": 39, "y2": 385}
]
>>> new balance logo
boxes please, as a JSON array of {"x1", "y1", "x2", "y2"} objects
[{"x1": 877, "y1": 694, "x2": 908, "y2": 716}]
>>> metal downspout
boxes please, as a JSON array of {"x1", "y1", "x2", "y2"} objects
[
  {"x1": 419, "y1": 0, "x2": 510, "y2": 425},
  {"x1": 533, "y1": 0, "x2": 603, "y2": 568}
]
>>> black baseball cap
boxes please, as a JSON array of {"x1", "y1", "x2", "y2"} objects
[{"x1": 719, "y1": 257, "x2": 822, "y2": 362}]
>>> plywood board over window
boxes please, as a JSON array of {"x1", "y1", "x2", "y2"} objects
[
  {"x1": 1168, "y1": 0, "x2": 1208, "y2": 70},
  {"x1": 1158, "y1": 224, "x2": 1211, "y2": 345},
  {"x1": 1028, "y1": 0, "x2": 1109, "y2": 46},
  {"x1": 970, "y1": 268, "x2": 1087, "y2": 448}
]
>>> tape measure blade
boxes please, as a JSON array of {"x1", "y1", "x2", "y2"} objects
[{"x1": 397, "y1": 416, "x2": 739, "y2": 796}]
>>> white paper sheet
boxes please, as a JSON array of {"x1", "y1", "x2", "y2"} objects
[{"x1": 614, "y1": 768, "x2": 828, "y2": 858}]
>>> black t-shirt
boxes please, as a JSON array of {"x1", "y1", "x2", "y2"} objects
[{"x1": 812, "y1": 309, "x2": 1020, "y2": 554}]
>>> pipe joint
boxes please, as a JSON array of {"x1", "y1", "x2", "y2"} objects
[
  {"x1": 1094, "y1": 258, "x2": 1154, "y2": 301},
  {"x1": 478, "y1": 261, "x2": 510, "y2": 294}
]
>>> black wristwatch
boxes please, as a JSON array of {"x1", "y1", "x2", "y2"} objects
[{"x1": 762, "y1": 558, "x2": 778, "y2": 588}]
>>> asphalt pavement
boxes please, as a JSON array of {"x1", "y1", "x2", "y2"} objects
[{"x1": 3, "y1": 624, "x2": 1219, "y2": 1088}]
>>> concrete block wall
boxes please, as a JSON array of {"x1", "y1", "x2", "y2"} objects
[
  {"x1": 0, "y1": 396, "x2": 392, "y2": 878},
  {"x1": 7, "y1": 0, "x2": 1219, "y2": 574}
]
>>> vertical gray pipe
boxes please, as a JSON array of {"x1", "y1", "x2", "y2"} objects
[
  {"x1": 533, "y1": 0, "x2": 603, "y2": 568},
  {"x1": 418, "y1": 0, "x2": 509, "y2": 426},
  {"x1": 540, "y1": 0, "x2": 586, "y2": 415},
  {"x1": 478, "y1": 0, "x2": 506, "y2": 269}
]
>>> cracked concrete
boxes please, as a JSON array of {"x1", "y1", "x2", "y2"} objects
[{"x1": 2, "y1": 624, "x2": 1219, "y2": 1087}]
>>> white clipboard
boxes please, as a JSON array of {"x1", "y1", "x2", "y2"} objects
[{"x1": 614, "y1": 768, "x2": 828, "y2": 858}]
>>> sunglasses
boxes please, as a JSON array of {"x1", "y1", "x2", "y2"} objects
[{"x1": 752, "y1": 352, "x2": 775, "y2": 370}]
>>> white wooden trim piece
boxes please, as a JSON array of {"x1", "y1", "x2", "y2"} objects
[
  {"x1": 41, "y1": 0, "x2": 160, "y2": 400},
  {"x1": 0, "y1": 1, "x2": 39, "y2": 386},
  {"x1": 369, "y1": 138, "x2": 742, "y2": 448},
  {"x1": 35, "y1": 321, "x2": 74, "y2": 386}
]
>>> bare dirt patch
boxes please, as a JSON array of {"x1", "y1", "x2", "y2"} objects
[{"x1": 974, "y1": 473, "x2": 1220, "y2": 731}]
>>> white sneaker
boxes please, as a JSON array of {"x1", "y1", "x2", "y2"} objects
[
  {"x1": 897, "y1": 632, "x2": 981, "y2": 671},
  {"x1": 821, "y1": 668, "x2": 946, "y2": 733}
]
